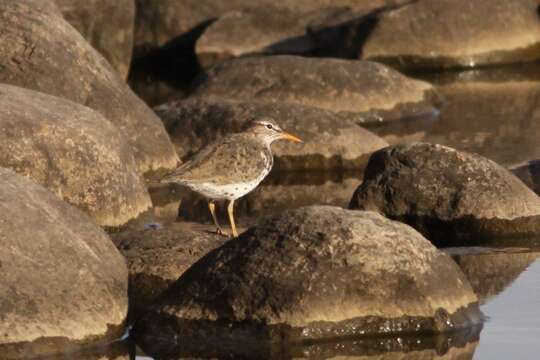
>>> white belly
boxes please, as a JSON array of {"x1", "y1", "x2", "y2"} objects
[{"x1": 184, "y1": 175, "x2": 267, "y2": 200}]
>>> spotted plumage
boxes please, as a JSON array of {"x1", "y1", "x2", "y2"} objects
[{"x1": 161, "y1": 118, "x2": 302, "y2": 237}]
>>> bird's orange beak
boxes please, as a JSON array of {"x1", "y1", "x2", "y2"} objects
[{"x1": 281, "y1": 132, "x2": 303, "y2": 143}]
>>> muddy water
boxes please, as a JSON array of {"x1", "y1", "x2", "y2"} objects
[{"x1": 126, "y1": 64, "x2": 540, "y2": 359}]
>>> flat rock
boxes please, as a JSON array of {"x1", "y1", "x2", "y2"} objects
[
  {"x1": 135, "y1": 206, "x2": 481, "y2": 347},
  {"x1": 134, "y1": 0, "x2": 407, "y2": 56},
  {"x1": 0, "y1": 0, "x2": 178, "y2": 174},
  {"x1": 0, "y1": 84, "x2": 151, "y2": 227},
  {"x1": 155, "y1": 97, "x2": 388, "y2": 170},
  {"x1": 350, "y1": 143, "x2": 540, "y2": 246},
  {"x1": 111, "y1": 222, "x2": 228, "y2": 316},
  {"x1": 54, "y1": 0, "x2": 135, "y2": 79},
  {"x1": 191, "y1": 55, "x2": 441, "y2": 124},
  {"x1": 360, "y1": 0, "x2": 540, "y2": 69},
  {"x1": 0, "y1": 168, "x2": 128, "y2": 359},
  {"x1": 195, "y1": 6, "x2": 317, "y2": 68}
]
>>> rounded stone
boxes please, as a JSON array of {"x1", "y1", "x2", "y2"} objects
[
  {"x1": 361, "y1": 0, "x2": 540, "y2": 69},
  {"x1": 0, "y1": 168, "x2": 128, "y2": 359},
  {"x1": 155, "y1": 97, "x2": 388, "y2": 170},
  {"x1": 350, "y1": 143, "x2": 540, "y2": 246},
  {"x1": 54, "y1": 0, "x2": 135, "y2": 79},
  {"x1": 111, "y1": 222, "x2": 228, "y2": 316},
  {"x1": 135, "y1": 206, "x2": 480, "y2": 346},
  {"x1": 0, "y1": 0, "x2": 178, "y2": 174},
  {"x1": 191, "y1": 55, "x2": 441, "y2": 123},
  {"x1": 0, "y1": 84, "x2": 152, "y2": 227}
]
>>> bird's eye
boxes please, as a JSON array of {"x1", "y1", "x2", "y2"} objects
[{"x1": 266, "y1": 124, "x2": 273, "y2": 130}]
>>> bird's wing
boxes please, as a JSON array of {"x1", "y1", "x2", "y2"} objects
[{"x1": 163, "y1": 134, "x2": 271, "y2": 185}]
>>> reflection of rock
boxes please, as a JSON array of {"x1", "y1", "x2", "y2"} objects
[
  {"x1": 449, "y1": 248, "x2": 540, "y2": 303},
  {"x1": 54, "y1": 0, "x2": 135, "y2": 79},
  {"x1": 350, "y1": 143, "x2": 540, "y2": 247},
  {"x1": 370, "y1": 76, "x2": 540, "y2": 167},
  {"x1": 0, "y1": 168, "x2": 127, "y2": 359},
  {"x1": 0, "y1": 84, "x2": 151, "y2": 227},
  {"x1": 361, "y1": 0, "x2": 540, "y2": 69},
  {"x1": 155, "y1": 97, "x2": 387, "y2": 170},
  {"x1": 139, "y1": 329, "x2": 480, "y2": 359},
  {"x1": 11, "y1": 340, "x2": 131, "y2": 360},
  {"x1": 0, "y1": 0, "x2": 178, "y2": 174},
  {"x1": 192, "y1": 56, "x2": 441, "y2": 124},
  {"x1": 136, "y1": 206, "x2": 480, "y2": 348},
  {"x1": 111, "y1": 222, "x2": 228, "y2": 317}
]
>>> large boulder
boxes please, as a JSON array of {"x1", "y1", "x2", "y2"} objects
[
  {"x1": 54, "y1": 0, "x2": 135, "y2": 79},
  {"x1": 0, "y1": 84, "x2": 151, "y2": 227},
  {"x1": 155, "y1": 97, "x2": 388, "y2": 170},
  {"x1": 111, "y1": 222, "x2": 228, "y2": 316},
  {"x1": 0, "y1": 168, "x2": 127, "y2": 359},
  {"x1": 135, "y1": 206, "x2": 481, "y2": 347},
  {"x1": 350, "y1": 143, "x2": 540, "y2": 246},
  {"x1": 0, "y1": 0, "x2": 178, "y2": 174},
  {"x1": 191, "y1": 56, "x2": 441, "y2": 124},
  {"x1": 360, "y1": 0, "x2": 540, "y2": 69}
]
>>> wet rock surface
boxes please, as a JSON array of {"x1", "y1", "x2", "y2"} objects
[
  {"x1": 191, "y1": 55, "x2": 441, "y2": 124},
  {"x1": 0, "y1": 0, "x2": 178, "y2": 174},
  {"x1": 54, "y1": 0, "x2": 135, "y2": 79},
  {"x1": 135, "y1": 206, "x2": 480, "y2": 347},
  {"x1": 359, "y1": 0, "x2": 540, "y2": 69},
  {"x1": 155, "y1": 97, "x2": 388, "y2": 170},
  {"x1": 0, "y1": 168, "x2": 127, "y2": 359},
  {"x1": 111, "y1": 222, "x2": 228, "y2": 317},
  {"x1": 0, "y1": 84, "x2": 151, "y2": 227},
  {"x1": 350, "y1": 143, "x2": 540, "y2": 246}
]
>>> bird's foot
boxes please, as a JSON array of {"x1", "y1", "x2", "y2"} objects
[{"x1": 215, "y1": 228, "x2": 230, "y2": 237}]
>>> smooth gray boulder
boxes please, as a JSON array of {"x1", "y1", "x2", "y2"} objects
[
  {"x1": 0, "y1": 168, "x2": 128, "y2": 359},
  {"x1": 54, "y1": 0, "x2": 135, "y2": 79},
  {"x1": 155, "y1": 97, "x2": 388, "y2": 170},
  {"x1": 135, "y1": 206, "x2": 480, "y2": 347},
  {"x1": 361, "y1": 0, "x2": 540, "y2": 69},
  {"x1": 350, "y1": 143, "x2": 540, "y2": 246},
  {"x1": 191, "y1": 56, "x2": 441, "y2": 124},
  {"x1": 0, "y1": 0, "x2": 178, "y2": 174},
  {"x1": 0, "y1": 84, "x2": 152, "y2": 227}
]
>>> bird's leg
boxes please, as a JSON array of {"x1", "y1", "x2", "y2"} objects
[
  {"x1": 227, "y1": 199, "x2": 239, "y2": 238},
  {"x1": 208, "y1": 202, "x2": 228, "y2": 236}
]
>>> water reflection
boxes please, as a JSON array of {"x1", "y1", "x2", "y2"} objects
[
  {"x1": 368, "y1": 65, "x2": 540, "y2": 167},
  {"x1": 136, "y1": 327, "x2": 480, "y2": 359}
]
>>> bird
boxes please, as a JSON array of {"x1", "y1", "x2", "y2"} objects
[{"x1": 161, "y1": 118, "x2": 303, "y2": 237}]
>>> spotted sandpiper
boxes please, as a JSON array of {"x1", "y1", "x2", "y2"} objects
[{"x1": 162, "y1": 118, "x2": 302, "y2": 237}]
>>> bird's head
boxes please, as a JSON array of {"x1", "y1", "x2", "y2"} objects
[{"x1": 246, "y1": 118, "x2": 303, "y2": 145}]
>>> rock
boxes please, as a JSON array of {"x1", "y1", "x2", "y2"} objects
[
  {"x1": 360, "y1": 0, "x2": 540, "y2": 69},
  {"x1": 54, "y1": 0, "x2": 135, "y2": 79},
  {"x1": 135, "y1": 206, "x2": 481, "y2": 347},
  {"x1": 0, "y1": 84, "x2": 151, "y2": 227},
  {"x1": 191, "y1": 56, "x2": 441, "y2": 124},
  {"x1": 511, "y1": 160, "x2": 540, "y2": 195},
  {"x1": 0, "y1": 168, "x2": 127, "y2": 359},
  {"x1": 349, "y1": 143, "x2": 540, "y2": 246},
  {"x1": 0, "y1": 0, "x2": 178, "y2": 174},
  {"x1": 133, "y1": 0, "x2": 409, "y2": 56},
  {"x1": 155, "y1": 97, "x2": 388, "y2": 170},
  {"x1": 111, "y1": 222, "x2": 228, "y2": 316},
  {"x1": 194, "y1": 6, "x2": 316, "y2": 68},
  {"x1": 448, "y1": 248, "x2": 540, "y2": 303}
]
